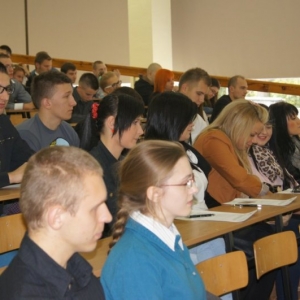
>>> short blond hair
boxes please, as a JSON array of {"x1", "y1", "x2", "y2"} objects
[{"x1": 20, "y1": 146, "x2": 103, "y2": 230}]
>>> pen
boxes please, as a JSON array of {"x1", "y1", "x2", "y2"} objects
[
  {"x1": 233, "y1": 204, "x2": 262, "y2": 208},
  {"x1": 189, "y1": 214, "x2": 215, "y2": 218}
]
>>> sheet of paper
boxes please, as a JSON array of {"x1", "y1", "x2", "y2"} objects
[
  {"x1": 224, "y1": 197, "x2": 296, "y2": 206},
  {"x1": 176, "y1": 209, "x2": 258, "y2": 222},
  {"x1": 279, "y1": 189, "x2": 300, "y2": 194},
  {"x1": 1, "y1": 184, "x2": 21, "y2": 189}
]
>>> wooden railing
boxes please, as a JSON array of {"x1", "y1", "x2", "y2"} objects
[{"x1": 11, "y1": 54, "x2": 300, "y2": 96}]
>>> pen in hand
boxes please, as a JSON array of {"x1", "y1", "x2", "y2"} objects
[{"x1": 189, "y1": 214, "x2": 215, "y2": 218}]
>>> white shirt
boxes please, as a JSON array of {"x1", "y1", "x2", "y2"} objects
[
  {"x1": 131, "y1": 211, "x2": 184, "y2": 251},
  {"x1": 186, "y1": 149, "x2": 209, "y2": 212},
  {"x1": 191, "y1": 114, "x2": 207, "y2": 144}
]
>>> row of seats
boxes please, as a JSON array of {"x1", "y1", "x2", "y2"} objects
[{"x1": 0, "y1": 213, "x2": 297, "y2": 298}]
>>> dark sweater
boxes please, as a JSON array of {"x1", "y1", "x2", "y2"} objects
[
  {"x1": 0, "y1": 114, "x2": 34, "y2": 187},
  {"x1": 210, "y1": 94, "x2": 232, "y2": 123},
  {"x1": 134, "y1": 75, "x2": 153, "y2": 106}
]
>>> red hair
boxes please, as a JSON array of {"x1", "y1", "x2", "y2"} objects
[{"x1": 153, "y1": 69, "x2": 174, "y2": 93}]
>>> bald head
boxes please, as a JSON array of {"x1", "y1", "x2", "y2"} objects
[{"x1": 147, "y1": 63, "x2": 162, "y2": 83}]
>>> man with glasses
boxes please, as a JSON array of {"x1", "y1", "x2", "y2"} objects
[
  {"x1": 0, "y1": 62, "x2": 33, "y2": 189},
  {"x1": 0, "y1": 54, "x2": 34, "y2": 110},
  {"x1": 100, "y1": 71, "x2": 122, "y2": 96},
  {"x1": 69, "y1": 73, "x2": 99, "y2": 123}
]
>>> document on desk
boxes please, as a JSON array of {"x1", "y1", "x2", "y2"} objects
[
  {"x1": 176, "y1": 209, "x2": 258, "y2": 222},
  {"x1": 1, "y1": 183, "x2": 21, "y2": 189},
  {"x1": 224, "y1": 196, "x2": 296, "y2": 207},
  {"x1": 279, "y1": 189, "x2": 300, "y2": 194}
]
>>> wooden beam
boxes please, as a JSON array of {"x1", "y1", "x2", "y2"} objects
[{"x1": 11, "y1": 54, "x2": 300, "y2": 96}]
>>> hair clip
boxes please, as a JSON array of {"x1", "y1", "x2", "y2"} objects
[{"x1": 91, "y1": 103, "x2": 99, "y2": 119}]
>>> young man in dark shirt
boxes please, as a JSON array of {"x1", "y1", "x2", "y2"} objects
[
  {"x1": 0, "y1": 146, "x2": 112, "y2": 299},
  {"x1": 134, "y1": 62, "x2": 161, "y2": 107},
  {"x1": 210, "y1": 75, "x2": 248, "y2": 123},
  {"x1": 0, "y1": 62, "x2": 33, "y2": 188}
]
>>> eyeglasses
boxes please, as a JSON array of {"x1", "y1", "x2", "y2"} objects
[
  {"x1": 0, "y1": 85, "x2": 14, "y2": 95},
  {"x1": 161, "y1": 174, "x2": 195, "y2": 189},
  {"x1": 105, "y1": 80, "x2": 122, "y2": 90}
]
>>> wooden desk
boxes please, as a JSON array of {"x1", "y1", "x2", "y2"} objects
[
  {"x1": 6, "y1": 108, "x2": 37, "y2": 118},
  {"x1": 0, "y1": 186, "x2": 20, "y2": 202},
  {"x1": 83, "y1": 194, "x2": 300, "y2": 277},
  {"x1": 176, "y1": 193, "x2": 300, "y2": 247},
  {"x1": 1, "y1": 194, "x2": 299, "y2": 280}
]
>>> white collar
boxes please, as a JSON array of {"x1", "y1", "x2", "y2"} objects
[{"x1": 131, "y1": 211, "x2": 183, "y2": 251}]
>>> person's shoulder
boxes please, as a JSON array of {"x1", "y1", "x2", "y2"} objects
[
  {"x1": 198, "y1": 129, "x2": 229, "y2": 144},
  {"x1": 11, "y1": 79, "x2": 21, "y2": 89},
  {"x1": 0, "y1": 114, "x2": 13, "y2": 125},
  {"x1": 216, "y1": 94, "x2": 231, "y2": 104},
  {"x1": 16, "y1": 116, "x2": 35, "y2": 131},
  {"x1": 135, "y1": 76, "x2": 151, "y2": 88},
  {"x1": 0, "y1": 255, "x2": 38, "y2": 299}
]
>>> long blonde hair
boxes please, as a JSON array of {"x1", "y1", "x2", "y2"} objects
[
  {"x1": 202, "y1": 100, "x2": 268, "y2": 172},
  {"x1": 109, "y1": 140, "x2": 186, "y2": 250}
]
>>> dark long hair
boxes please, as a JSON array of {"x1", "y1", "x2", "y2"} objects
[
  {"x1": 78, "y1": 93, "x2": 144, "y2": 150},
  {"x1": 145, "y1": 92, "x2": 197, "y2": 141},
  {"x1": 269, "y1": 102, "x2": 298, "y2": 165}
]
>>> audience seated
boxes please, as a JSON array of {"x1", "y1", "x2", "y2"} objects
[
  {"x1": 61, "y1": 62, "x2": 77, "y2": 84},
  {"x1": 77, "y1": 93, "x2": 144, "y2": 237},
  {"x1": 210, "y1": 75, "x2": 247, "y2": 123},
  {"x1": 101, "y1": 140, "x2": 209, "y2": 300},
  {"x1": 0, "y1": 45, "x2": 12, "y2": 57},
  {"x1": 248, "y1": 109, "x2": 300, "y2": 300},
  {"x1": 0, "y1": 54, "x2": 34, "y2": 110},
  {"x1": 194, "y1": 100, "x2": 278, "y2": 300},
  {"x1": 269, "y1": 102, "x2": 300, "y2": 184},
  {"x1": 16, "y1": 71, "x2": 79, "y2": 151},
  {"x1": 0, "y1": 146, "x2": 112, "y2": 299},
  {"x1": 145, "y1": 92, "x2": 231, "y2": 300},
  {"x1": 203, "y1": 77, "x2": 220, "y2": 115},
  {"x1": 152, "y1": 68, "x2": 174, "y2": 94},
  {"x1": 134, "y1": 62, "x2": 162, "y2": 107},
  {"x1": 99, "y1": 71, "x2": 122, "y2": 96},
  {"x1": 69, "y1": 73, "x2": 99, "y2": 123},
  {"x1": 12, "y1": 65, "x2": 26, "y2": 85},
  {"x1": 178, "y1": 68, "x2": 211, "y2": 144},
  {"x1": 92, "y1": 60, "x2": 107, "y2": 80},
  {"x1": 194, "y1": 100, "x2": 270, "y2": 206},
  {"x1": 25, "y1": 51, "x2": 53, "y2": 93},
  {"x1": 0, "y1": 62, "x2": 33, "y2": 189}
]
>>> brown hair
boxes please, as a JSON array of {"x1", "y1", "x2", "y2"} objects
[
  {"x1": 99, "y1": 71, "x2": 117, "y2": 90},
  {"x1": 109, "y1": 140, "x2": 186, "y2": 250},
  {"x1": 20, "y1": 146, "x2": 103, "y2": 230}
]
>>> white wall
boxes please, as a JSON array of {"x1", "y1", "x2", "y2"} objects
[
  {"x1": 1, "y1": 1, "x2": 299, "y2": 79},
  {"x1": 1, "y1": 0, "x2": 26, "y2": 54},
  {"x1": 171, "y1": 0, "x2": 300, "y2": 78}
]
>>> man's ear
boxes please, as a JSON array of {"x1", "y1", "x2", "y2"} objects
[
  {"x1": 42, "y1": 97, "x2": 52, "y2": 109},
  {"x1": 146, "y1": 186, "x2": 163, "y2": 204},
  {"x1": 46, "y1": 205, "x2": 66, "y2": 230},
  {"x1": 180, "y1": 83, "x2": 188, "y2": 93}
]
